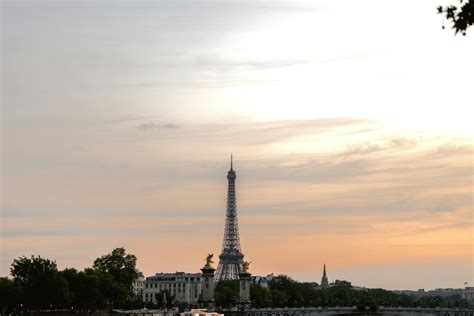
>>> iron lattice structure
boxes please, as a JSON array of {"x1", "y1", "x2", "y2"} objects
[{"x1": 214, "y1": 156, "x2": 245, "y2": 281}]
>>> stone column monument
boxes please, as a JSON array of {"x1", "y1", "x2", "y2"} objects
[
  {"x1": 200, "y1": 254, "x2": 216, "y2": 310},
  {"x1": 238, "y1": 261, "x2": 252, "y2": 310}
]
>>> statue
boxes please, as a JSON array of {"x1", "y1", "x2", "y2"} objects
[
  {"x1": 242, "y1": 261, "x2": 251, "y2": 273},
  {"x1": 205, "y1": 253, "x2": 214, "y2": 268}
]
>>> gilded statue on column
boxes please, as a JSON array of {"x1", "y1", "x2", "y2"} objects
[
  {"x1": 205, "y1": 253, "x2": 214, "y2": 268},
  {"x1": 242, "y1": 261, "x2": 251, "y2": 273}
]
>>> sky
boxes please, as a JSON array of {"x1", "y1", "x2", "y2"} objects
[{"x1": 1, "y1": 0, "x2": 473, "y2": 290}]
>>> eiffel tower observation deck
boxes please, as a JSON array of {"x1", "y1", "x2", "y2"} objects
[{"x1": 214, "y1": 156, "x2": 245, "y2": 281}]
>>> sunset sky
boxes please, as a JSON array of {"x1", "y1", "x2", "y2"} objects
[{"x1": 1, "y1": 0, "x2": 473, "y2": 290}]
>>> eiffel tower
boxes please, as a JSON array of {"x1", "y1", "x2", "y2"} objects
[{"x1": 214, "y1": 156, "x2": 245, "y2": 281}]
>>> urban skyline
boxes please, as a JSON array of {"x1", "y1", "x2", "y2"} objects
[
  {"x1": 2, "y1": 155, "x2": 470, "y2": 291},
  {"x1": 1, "y1": 0, "x2": 473, "y2": 291}
]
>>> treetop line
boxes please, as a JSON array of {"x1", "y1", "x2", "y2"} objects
[{"x1": 1, "y1": 250, "x2": 471, "y2": 313}]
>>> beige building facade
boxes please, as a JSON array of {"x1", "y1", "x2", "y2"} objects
[
  {"x1": 143, "y1": 272, "x2": 203, "y2": 304},
  {"x1": 133, "y1": 272, "x2": 146, "y2": 296}
]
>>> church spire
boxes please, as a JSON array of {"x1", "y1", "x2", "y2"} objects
[{"x1": 321, "y1": 264, "x2": 329, "y2": 289}]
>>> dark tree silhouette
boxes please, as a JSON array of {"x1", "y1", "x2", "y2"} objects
[
  {"x1": 437, "y1": 0, "x2": 474, "y2": 35},
  {"x1": 10, "y1": 255, "x2": 57, "y2": 285},
  {"x1": 214, "y1": 280, "x2": 239, "y2": 308},
  {"x1": 60, "y1": 268, "x2": 102, "y2": 311},
  {"x1": 0, "y1": 277, "x2": 19, "y2": 313},
  {"x1": 93, "y1": 247, "x2": 138, "y2": 290},
  {"x1": 10, "y1": 255, "x2": 71, "y2": 310},
  {"x1": 92, "y1": 248, "x2": 138, "y2": 308},
  {"x1": 3, "y1": 249, "x2": 143, "y2": 312}
]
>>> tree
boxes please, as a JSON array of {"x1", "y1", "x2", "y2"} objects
[
  {"x1": 250, "y1": 284, "x2": 271, "y2": 308},
  {"x1": 268, "y1": 275, "x2": 302, "y2": 307},
  {"x1": 437, "y1": 0, "x2": 474, "y2": 35},
  {"x1": 0, "y1": 277, "x2": 19, "y2": 313},
  {"x1": 270, "y1": 289, "x2": 287, "y2": 307},
  {"x1": 93, "y1": 247, "x2": 137, "y2": 288},
  {"x1": 10, "y1": 255, "x2": 57, "y2": 285},
  {"x1": 92, "y1": 248, "x2": 138, "y2": 308},
  {"x1": 10, "y1": 255, "x2": 70, "y2": 310},
  {"x1": 155, "y1": 289, "x2": 173, "y2": 309},
  {"x1": 60, "y1": 268, "x2": 102, "y2": 311},
  {"x1": 214, "y1": 280, "x2": 239, "y2": 308}
]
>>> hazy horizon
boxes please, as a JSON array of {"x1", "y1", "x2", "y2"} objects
[{"x1": 1, "y1": 0, "x2": 473, "y2": 291}]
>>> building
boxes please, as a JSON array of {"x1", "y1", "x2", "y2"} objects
[
  {"x1": 396, "y1": 288, "x2": 465, "y2": 298},
  {"x1": 462, "y1": 287, "x2": 474, "y2": 302},
  {"x1": 215, "y1": 156, "x2": 246, "y2": 281},
  {"x1": 133, "y1": 271, "x2": 146, "y2": 296},
  {"x1": 428, "y1": 288, "x2": 464, "y2": 298},
  {"x1": 252, "y1": 274, "x2": 274, "y2": 289},
  {"x1": 143, "y1": 272, "x2": 203, "y2": 304},
  {"x1": 330, "y1": 280, "x2": 352, "y2": 287}
]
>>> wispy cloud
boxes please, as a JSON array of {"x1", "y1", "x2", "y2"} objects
[
  {"x1": 402, "y1": 222, "x2": 474, "y2": 237},
  {"x1": 137, "y1": 121, "x2": 179, "y2": 132},
  {"x1": 193, "y1": 52, "x2": 380, "y2": 73},
  {"x1": 135, "y1": 117, "x2": 371, "y2": 145}
]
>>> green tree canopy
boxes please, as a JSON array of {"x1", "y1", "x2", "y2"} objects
[
  {"x1": 250, "y1": 283, "x2": 271, "y2": 307},
  {"x1": 215, "y1": 280, "x2": 239, "y2": 308}
]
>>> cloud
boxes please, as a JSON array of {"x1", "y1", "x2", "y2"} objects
[
  {"x1": 105, "y1": 115, "x2": 157, "y2": 125},
  {"x1": 137, "y1": 121, "x2": 179, "y2": 132},
  {"x1": 175, "y1": 117, "x2": 371, "y2": 146},
  {"x1": 403, "y1": 222, "x2": 473, "y2": 236},
  {"x1": 125, "y1": 53, "x2": 379, "y2": 88},
  {"x1": 192, "y1": 52, "x2": 379, "y2": 74},
  {"x1": 423, "y1": 144, "x2": 473, "y2": 161},
  {"x1": 243, "y1": 158, "x2": 373, "y2": 182}
]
